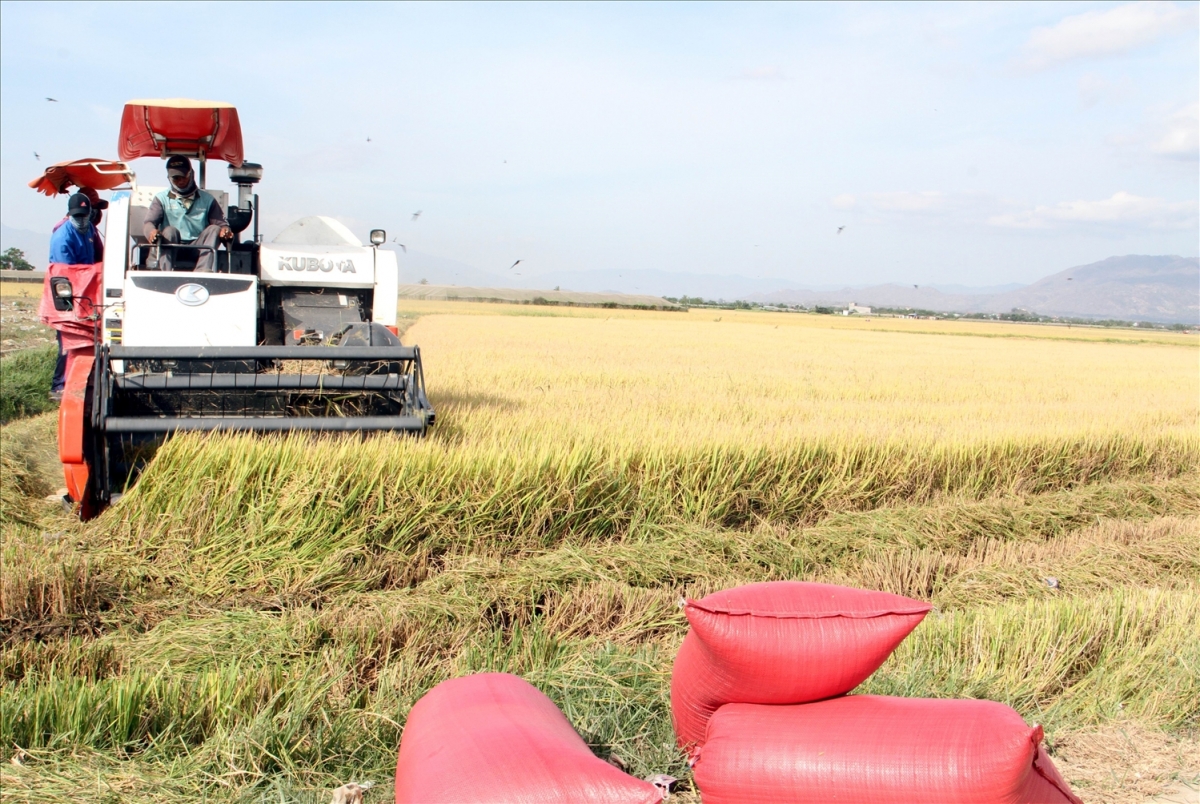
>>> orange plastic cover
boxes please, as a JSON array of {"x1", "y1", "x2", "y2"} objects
[
  {"x1": 118, "y1": 99, "x2": 244, "y2": 165},
  {"x1": 28, "y1": 159, "x2": 132, "y2": 196}
]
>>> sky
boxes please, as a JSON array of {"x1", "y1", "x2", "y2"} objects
[{"x1": 1, "y1": 1, "x2": 1197, "y2": 288}]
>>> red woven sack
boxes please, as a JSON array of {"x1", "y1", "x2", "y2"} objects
[
  {"x1": 693, "y1": 696, "x2": 1082, "y2": 804},
  {"x1": 670, "y1": 582, "x2": 931, "y2": 749},
  {"x1": 395, "y1": 673, "x2": 663, "y2": 804}
]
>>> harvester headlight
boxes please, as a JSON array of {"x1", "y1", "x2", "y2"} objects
[
  {"x1": 51, "y1": 277, "x2": 74, "y2": 311},
  {"x1": 228, "y1": 162, "x2": 263, "y2": 184},
  {"x1": 370, "y1": 229, "x2": 386, "y2": 246}
]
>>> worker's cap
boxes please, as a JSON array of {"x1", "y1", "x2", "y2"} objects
[
  {"x1": 80, "y1": 187, "x2": 109, "y2": 210},
  {"x1": 67, "y1": 193, "x2": 92, "y2": 217},
  {"x1": 165, "y1": 155, "x2": 192, "y2": 178}
]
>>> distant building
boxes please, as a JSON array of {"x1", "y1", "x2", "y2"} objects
[{"x1": 843, "y1": 302, "x2": 872, "y2": 315}]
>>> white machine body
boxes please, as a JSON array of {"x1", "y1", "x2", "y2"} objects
[
  {"x1": 100, "y1": 190, "x2": 398, "y2": 348},
  {"x1": 122, "y1": 273, "x2": 258, "y2": 347}
]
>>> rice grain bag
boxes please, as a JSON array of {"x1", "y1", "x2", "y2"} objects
[
  {"x1": 693, "y1": 696, "x2": 1081, "y2": 804},
  {"x1": 671, "y1": 581, "x2": 931, "y2": 748},
  {"x1": 395, "y1": 672, "x2": 663, "y2": 804}
]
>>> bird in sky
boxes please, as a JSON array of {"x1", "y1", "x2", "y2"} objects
[
  {"x1": 366, "y1": 136, "x2": 372, "y2": 142},
  {"x1": 33, "y1": 152, "x2": 40, "y2": 160},
  {"x1": 509, "y1": 260, "x2": 521, "y2": 270},
  {"x1": 45, "y1": 97, "x2": 57, "y2": 102},
  {"x1": 1067, "y1": 277, "x2": 1073, "y2": 281},
  {"x1": 412, "y1": 211, "x2": 422, "y2": 221},
  {"x1": 837, "y1": 226, "x2": 845, "y2": 234},
  {"x1": 913, "y1": 284, "x2": 919, "y2": 289},
  {"x1": 391, "y1": 238, "x2": 407, "y2": 253}
]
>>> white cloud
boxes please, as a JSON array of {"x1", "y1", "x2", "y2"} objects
[
  {"x1": 834, "y1": 191, "x2": 995, "y2": 218},
  {"x1": 1077, "y1": 73, "x2": 1133, "y2": 109},
  {"x1": 736, "y1": 66, "x2": 785, "y2": 81},
  {"x1": 1153, "y1": 102, "x2": 1199, "y2": 160},
  {"x1": 988, "y1": 191, "x2": 1198, "y2": 229},
  {"x1": 1023, "y1": 2, "x2": 1197, "y2": 69},
  {"x1": 830, "y1": 193, "x2": 856, "y2": 210}
]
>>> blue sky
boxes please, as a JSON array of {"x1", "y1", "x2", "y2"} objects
[{"x1": 1, "y1": 1, "x2": 1196, "y2": 287}]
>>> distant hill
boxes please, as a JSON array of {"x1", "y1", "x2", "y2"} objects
[
  {"x1": 754, "y1": 256, "x2": 1199, "y2": 324},
  {"x1": 397, "y1": 283, "x2": 681, "y2": 309},
  {"x1": 0, "y1": 225, "x2": 50, "y2": 270},
  {"x1": 983, "y1": 256, "x2": 1198, "y2": 323}
]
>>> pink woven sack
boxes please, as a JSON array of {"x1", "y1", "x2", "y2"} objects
[
  {"x1": 671, "y1": 581, "x2": 932, "y2": 748},
  {"x1": 395, "y1": 673, "x2": 663, "y2": 804},
  {"x1": 693, "y1": 696, "x2": 1082, "y2": 804}
]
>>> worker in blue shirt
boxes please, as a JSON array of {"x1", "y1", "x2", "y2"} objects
[
  {"x1": 45, "y1": 193, "x2": 97, "y2": 400},
  {"x1": 49, "y1": 192, "x2": 96, "y2": 264}
]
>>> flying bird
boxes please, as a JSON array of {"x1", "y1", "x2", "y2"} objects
[
  {"x1": 366, "y1": 136, "x2": 372, "y2": 142},
  {"x1": 913, "y1": 284, "x2": 919, "y2": 289},
  {"x1": 509, "y1": 260, "x2": 521, "y2": 270},
  {"x1": 45, "y1": 97, "x2": 57, "y2": 102},
  {"x1": 391, "y1": 238, "x2": 407, "y2": 253},
  {"x1": 33, "y1": 152, "x2": 40, "y2": 160},
  {"x1": 411, "y1": 210, "x2": 422, "y2": 221},
  {"x1": 1066, "y1": 277, "x2": 1073, "y2": 281},
  {"x1": 837, "y1": 226, "x2": 846, "y2": 234}
]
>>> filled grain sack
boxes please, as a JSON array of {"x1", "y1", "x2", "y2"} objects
[
  {"x1": 395, "y1": 672, "x2": 664, "y2": 804},
  {"x1": 671, "y1": 581, "x2": 931, "y2": 748},
  {"x1": 693, "y1": 695, "x2": 1082, "y2": 804}
]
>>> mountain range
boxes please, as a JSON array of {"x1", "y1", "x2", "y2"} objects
[
  {"x1": 750, "y1": 256, "x2": 1199, "y2": 324},
  {"x1": 4, "y1": 222, "x2": 1195, "y2": 323}
]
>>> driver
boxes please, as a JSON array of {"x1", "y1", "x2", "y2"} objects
[{"x1": 143, "y1": 155, "x2": 231, "y2": 272}]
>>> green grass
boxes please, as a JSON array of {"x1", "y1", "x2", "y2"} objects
[{"x1": 0, "y1": 344, "x2": 57, "y2": 424}]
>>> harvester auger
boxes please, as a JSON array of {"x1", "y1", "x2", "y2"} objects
[{"x1": 49, "y1": 99, "x2": 434, "y2": 519}]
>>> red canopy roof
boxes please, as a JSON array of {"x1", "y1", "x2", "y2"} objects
[
  {"x1": 118, "y1": 99, "x2": 244, "y2": 165},
  {"x1": 28, "y1": 158, "x2": 133, "y2": 196}
]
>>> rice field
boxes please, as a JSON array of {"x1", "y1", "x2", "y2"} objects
[{"x1": 1, "y1": 300, "x2": 1198, "y2": 803}]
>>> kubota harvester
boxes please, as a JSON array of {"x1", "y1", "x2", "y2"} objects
[{"x1": 47, "y1": 99, "x2": 434, "y2": 519}]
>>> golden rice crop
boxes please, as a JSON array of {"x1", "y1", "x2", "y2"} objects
[
  {"x1": 2, "y1": 300, "x2": 1197, "y2": 803},
  {"x1": 399, "y1": 302, "x2": 1199, "y2": 446}
]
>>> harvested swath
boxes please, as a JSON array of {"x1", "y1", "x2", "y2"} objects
[
  {"x1": 5, "y1": 473, "x2": 1193, "y2": 640},
  {"x1": 92, "y1": 434, "x2": 1197, "y2": 601},
  {"x1": 3, "y1": 588, "x2": 1195, "y2": 793}
]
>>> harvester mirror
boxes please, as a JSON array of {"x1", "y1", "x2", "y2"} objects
[
  {"x1": 51, "y1": 276, "x2": 74, "y2": 311},
  {"x1": 370, "y1": 229, "x2": 386, "y2": 246}
]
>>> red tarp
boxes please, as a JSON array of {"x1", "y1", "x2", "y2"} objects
[
  {"x1": 28, "y1": 159, "x2": 132, "y2": 196},
  {"x1": 118, "y1": 99, "x2": 244, "y2": 165},
  {"x1": 39, "y1": 263, "x2": 103, "y2": 352}
]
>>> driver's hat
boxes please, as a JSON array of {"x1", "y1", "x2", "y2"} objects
[{"x1": 166, "y1": 155, "x2": 192, "y2": 178}]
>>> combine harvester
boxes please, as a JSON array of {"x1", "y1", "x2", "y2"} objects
[{"x1": 50, "y1": 99, "x2": 434, "y2": 519}]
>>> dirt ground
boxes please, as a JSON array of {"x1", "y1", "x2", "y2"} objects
[
  {"x1": 1049, "y1": 724, "x2": 1200, "y2": 803},
  {"x1": 0, "y1": 293, "x2": 55, "y2": 355}
]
